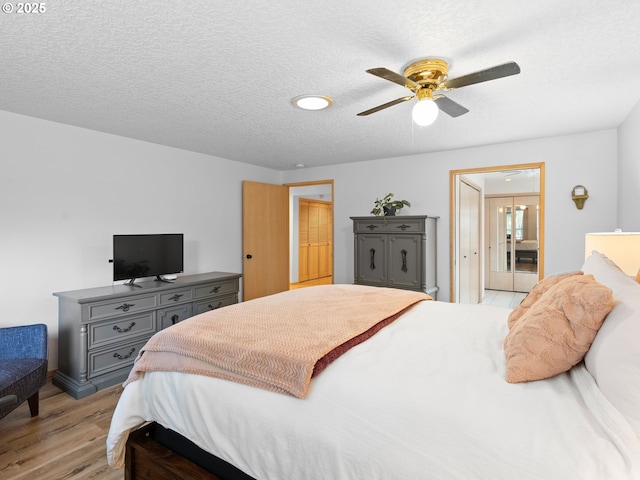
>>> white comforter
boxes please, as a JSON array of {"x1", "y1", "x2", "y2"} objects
[{"x1": 107, "y1": 300, "x2": 640, "y2": 479}]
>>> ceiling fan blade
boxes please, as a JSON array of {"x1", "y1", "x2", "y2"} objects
[
  {"x1": 366, "y1": 68, "x2": 420, "y2": 90},
  {"x1": 443, "y1": 61, "x2": 521, "y2": 90},
  {"x1": 357, "y1": 95, "x2": 414, "y2": 116},
  {"x1": 434, "y1": 96, "x2": 469, "y2": 117}
]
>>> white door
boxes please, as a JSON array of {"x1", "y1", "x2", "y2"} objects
[
  {"x1": 513, "y1": 195, "x2": 540, "y2": 293},
  {"x1": 487, "y1": 196, "x2": 515, "y2": 292},
  {"x1": 459, "y1": 179, "x2": 481, "y2": 303},
  {"x1": 486, "y1": 195, "x2": 540, "y2": 293}
]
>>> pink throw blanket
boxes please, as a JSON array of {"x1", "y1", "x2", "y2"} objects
[{"x1": 124, "y1": 284, "x2": 430, "y2": 398}]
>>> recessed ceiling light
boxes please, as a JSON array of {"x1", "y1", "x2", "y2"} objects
[
  {"x1": 504, "y1": 178, "x2": 512, "y2": 182},
  {"x1": 292, "y1": 95, "x2": 333, "y2": 111}
]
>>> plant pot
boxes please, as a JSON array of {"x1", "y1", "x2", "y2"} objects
[{"x1": 383, "y1": 206, "x2": 397, "y2": 216}]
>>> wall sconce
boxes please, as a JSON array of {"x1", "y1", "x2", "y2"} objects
[{"x1": 571, "y1": 185, "x2": 588, "y2": 210}]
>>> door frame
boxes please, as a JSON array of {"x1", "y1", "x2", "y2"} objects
[
  {"x1": 285, "y1": 179, "x2": 334, "y2": 285},
  {"x1": 449, "y1": 163, "x2": 545, "y2": 303}
]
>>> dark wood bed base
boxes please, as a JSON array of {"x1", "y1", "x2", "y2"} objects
[{"x1": 125, "y1": 422, "x2": 256, "y2": 480}]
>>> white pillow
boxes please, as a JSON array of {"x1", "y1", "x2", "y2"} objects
[
  {"x1": 584, "y1": 287, "x2": 640, "y2": 437},
  {"x1": 582, "y1": 251, "x2": 640, "y2": 437},
  {"x1": 582, "y1": 251, "x2": 637, "y2": 299}
]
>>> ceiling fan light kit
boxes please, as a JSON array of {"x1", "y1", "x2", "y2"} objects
[
  {"x1": 357, "y1": 58, "x2": 521, "y2": 126},
  {"x1": 292, "y1": 95, "x2": 333, "y2": 111},
  {"x1": 412, "y1": 98, "x2": 439, "y2": 126}
]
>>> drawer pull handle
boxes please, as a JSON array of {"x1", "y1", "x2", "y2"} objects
[
  {"x1": 401, "y1": 249, "x2": 408, "y2": 273},
  {"x1": 208, "y1": 302, "x2": 223, "y2": 310},
  {"x1": 113, "y1": 348, "x2": 135, "y2": 360},
  {"x1": 115, "y1": 303, "x2": 135, "y2": 312},
  {"x1": 210, "y1": 286, "x2": 221, "y2": 294},
  {"x1": 113, "y1": 322, "x2": 136, "y2": 333},
  {"x1": 369, "y1": 248, "x2": 376, "y2": 270},
  {"x1": 171, "y1": 314, "x2": 179, "y2": 325},
  {"x1": 366, "y1": 225, "x2": 378, "y2": 230},
  {"x1": 168, "y1": 294, "x2": 184, "y2": 302},
  {"x1": 396, "y1": 224, "x2": 411, "y2": 231}
]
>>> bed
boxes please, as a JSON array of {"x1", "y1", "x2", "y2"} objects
[
  {"x1": 107, "y1": 253, "x2": 640, "y2": 480},
  {"x1": 507, "y1": 239, "x2": 538, "y2": 262}
]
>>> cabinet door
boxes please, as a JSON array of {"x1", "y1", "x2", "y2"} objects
[
  {"x1": 387, "y1": 235, "x2": 422, "y2": 290},
  {"x1": 356, "y1": 235, "x2": 387, "y2": 286},
  {"x1": 159, "y1": 304, "x2": 192, "y2": 330}
]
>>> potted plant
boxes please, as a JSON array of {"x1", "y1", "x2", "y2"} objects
[{"x1": 371, "y1": 193, "x2": 411, "y2": 217}]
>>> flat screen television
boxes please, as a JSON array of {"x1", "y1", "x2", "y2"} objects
[{"x1": 113, "y1": 234, "x2": 184, "y2": 285}]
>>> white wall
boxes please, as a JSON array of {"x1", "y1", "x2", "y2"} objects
[
  {"x1": 283, "y1": 129, "x2": 619, "y2": 301},
  {"x1": 618, "y1": 99, "x2": 640, "y2": 230},
  {"x1": 1, "y1": 107, "x2": 622, "y2": 367},
  {"x1": 0, "y1": 111, "x2": 280, "y2": 368}
]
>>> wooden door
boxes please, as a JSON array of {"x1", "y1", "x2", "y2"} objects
[
  {"x1": 459, "y1": 179, "x2": 482, "y2": 303},
  {"x1": 298, "y1": 199, "x2": 333, "y2": 282},
  {"x1": 308, "y1": 202, "x2": 320, "y2": 279},
  {"x1": 242, "y1": 181, "x2": 289, "y2": 301},
  {"x1": 298, "y1": 201, "x2": 310, "y2": 282},
  {"x1": 318, "y1": 203, "x2": 332, "y2": 278}
]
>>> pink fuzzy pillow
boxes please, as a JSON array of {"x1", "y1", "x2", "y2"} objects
[
  {"x1": 504, "y1": 274, "x2": 613, "y2": 383},
  {"x1": 507, "y1": 271, "x2": 583, "y2": 330}
]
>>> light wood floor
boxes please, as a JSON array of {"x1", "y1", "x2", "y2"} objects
[
  {"x1": 0, "y1": 378, "x2": 123, "y2": 480},
  {"x1": 482, "y1": 289, "x2": 527, "y2": 309},
  {"x1": 289, "y1": 275, "x2": 333, "y2": 289}
]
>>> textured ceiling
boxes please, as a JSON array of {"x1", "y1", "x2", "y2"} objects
[{"x1": 2, "y1": 1, "x2": 640, "y2": 170}]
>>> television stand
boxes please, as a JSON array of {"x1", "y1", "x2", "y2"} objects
[
  {"x1": 124, "y1": 278, "x2": 143, "y2": 288},
  {"x1": 52, "y1": 272, "x2": 242, "y2": 399}
]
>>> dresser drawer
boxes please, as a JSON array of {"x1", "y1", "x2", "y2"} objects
[
  {"x1": 88, "y1": 312, "x2": 156, "y2": 349},
  {"x1": 194, "y1": 294, "x2": 237, "y2": 315},
  {"x1": 159, "y1": 304, "x2": 193, "y2": 329},
  {"x1": 194, "y1": 280, "x2": 238, "y2": 299},
  {"x1": 88, "y1": 337, "x2": 150, "y2": 379},
  {"x1": 354, "y1": 219, "x2": 425, "y2": 233},
  {"x1": 159, "y1": 288, "x2": 193, "y2": 306},
  {"x1": 88, "y1": 295, "x2": 157, "y2": 321}
]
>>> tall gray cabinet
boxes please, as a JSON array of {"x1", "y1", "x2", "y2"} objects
[{"x1": 351, "y1": 215, "x2": 438, "y2": 298}]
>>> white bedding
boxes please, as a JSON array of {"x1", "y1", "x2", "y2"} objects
[{"x1": 107, "y1": 300, "x2": 640, "y2": 479}]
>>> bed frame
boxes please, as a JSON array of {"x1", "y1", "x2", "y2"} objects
[{"x1": 125, "y1": 422, "x2": 255, "y2": 480}]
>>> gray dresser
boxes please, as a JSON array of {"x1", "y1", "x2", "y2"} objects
[
  {"x1": 52, "y1": 271, "x2": 241, "y2": 399},
  {"x1": 351, "y1": 215, "x2": 438, "y2": 298}
]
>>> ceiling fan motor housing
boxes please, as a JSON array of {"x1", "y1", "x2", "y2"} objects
[{"x1": 403, "y1": 58, "x2": 449, "y2": 90}]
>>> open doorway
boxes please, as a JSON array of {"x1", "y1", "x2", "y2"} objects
[
  {"x1": 449, "y1": 163, "x2": 545, "y2": 303},
  {"x1": 287, "y1": 180, "x2": 334, "y2": 289}
]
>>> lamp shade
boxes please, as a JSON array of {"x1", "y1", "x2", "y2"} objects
[
  {"x1": 585, "y1": 232, "x2": 640, "y2": 276},
  {"x1": 412, "y1": 99, "x2": 439, "y2": 126}
]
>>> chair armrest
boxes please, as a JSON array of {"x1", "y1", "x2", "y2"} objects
[{"x1": 0, "y1": 324, "x2": 48, "y2": 360}]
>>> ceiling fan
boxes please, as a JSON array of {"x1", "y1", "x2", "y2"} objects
[{"x1": 357, "y1": 58, "x2": 521, "y2": 126}]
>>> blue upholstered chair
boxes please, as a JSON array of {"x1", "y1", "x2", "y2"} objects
[{"x1": 0, "y1": 324, "x2": 48, "y2": 420}]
